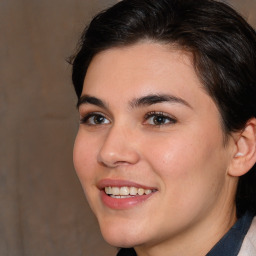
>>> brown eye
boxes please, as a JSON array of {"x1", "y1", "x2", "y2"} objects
[
  {"x1": 93, "y1": 115, "x2": 105, "y2": 124},
  {"x1": 80, "y1": 113, "x2": 110, "y2": 125},
  {"x1": 144, "y1": 112, "x2": 177, "y2": 126},
  {"x1": 152, "y1": 115, "x2": 168, "y2": 125}
]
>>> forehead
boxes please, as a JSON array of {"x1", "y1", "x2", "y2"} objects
[{"x1": 82, "y1": 42, "x2": 212, "y2": 110}]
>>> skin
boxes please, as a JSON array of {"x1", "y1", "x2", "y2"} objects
[{"x1": 73, "y1": 42, "x2": 239, "y2": 256}]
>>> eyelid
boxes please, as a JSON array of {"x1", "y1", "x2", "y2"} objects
[
  {"x1": 80, "y1": 111, "x2": 111, "y2": 125},
  {"x1": 143, "y1": 111, "x2": 177, "y2": 125},
  {"x1": 78, "y1": 105, "x2": 112, "y2": 120}
]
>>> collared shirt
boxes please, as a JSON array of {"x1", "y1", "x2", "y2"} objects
[
  {"x1": 207, "y1": 212, "x2": 254, "y2": 256},
  {"x1": 117, "y1": 212, "x2": 255, "y2": 256}
]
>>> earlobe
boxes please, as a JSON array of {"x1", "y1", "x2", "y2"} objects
[{"x1": 228, "y1": 118, "x2": 256, "y2": 177}]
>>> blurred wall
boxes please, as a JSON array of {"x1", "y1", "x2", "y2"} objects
[
  {"x1": 0, "y1": 0, "x2": 255, "y2": 256},
  {"x1": 0, "y1": 1, "x2": 117, "y2": 256}
]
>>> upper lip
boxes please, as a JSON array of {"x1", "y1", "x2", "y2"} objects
[{"x1": 97, "y1": 179, "x2": 157, "y2": 191}]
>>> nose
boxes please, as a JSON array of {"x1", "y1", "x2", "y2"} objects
[{"x1": 97, "y1": 124, "x2": 140, "y2": 168}]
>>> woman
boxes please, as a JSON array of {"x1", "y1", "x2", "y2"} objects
[{"x1": 70, "y1": 0, "x2": 256, "y2": 255}]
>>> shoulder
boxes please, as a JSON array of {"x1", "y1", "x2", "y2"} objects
[{"x1": 238, "y1": 216, "x2": 256, "y2": 256}]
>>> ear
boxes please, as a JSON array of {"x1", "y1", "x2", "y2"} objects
[{"x1": 228, "y1": 118, "x2": 256, "y2": 177}]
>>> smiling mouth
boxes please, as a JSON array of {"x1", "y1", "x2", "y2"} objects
[{"x1": 104, "y1": 186, "x2": 157, "y2": 198}]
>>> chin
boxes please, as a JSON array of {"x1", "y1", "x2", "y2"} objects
[
  {"x1": 104, "y1": 236, "x2": 137, "y2": 248},
  {"x1": 101, "y1": 230, "x2": 139, "y2": 248},
  {"x1": 98, "y1": 220, "x2": 145, "y2": 248}
]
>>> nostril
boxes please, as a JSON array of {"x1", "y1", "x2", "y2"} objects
[
  {"x1": 114, "y1": 161, "x2": 131, "y2": 165},
  {"x1": 97, "y1": 160, "x2": 132, "y2": 168}
]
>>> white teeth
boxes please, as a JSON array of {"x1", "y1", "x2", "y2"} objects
[
  {"x1": 119, "y1": 186, "x2": 129, "y2": 196},
  {"x1": 138, "y1": 188, "x2": 144, "y2": 195},
  {"x1": 105, "y1": 187, "x2": 111, "y2": 194},
  {"x1": 112, "y1": 187, "x2": 120, "y2": 195},
  {"x1": 145, "y1": 189, "x2": 152, "y2": 195},
  {"x1": 110, "y1": 195, "x2": 132, "y2": 199},
  {"x1": 104, "y1": 186, "x2": 154, "y2": 196},
  {"x1": 130, "y1": 187, "x2": 138, "y2": 195}
]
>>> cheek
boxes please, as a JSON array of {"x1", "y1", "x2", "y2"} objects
[
  {"x1": 143, "y1": 128, "x2": 226, "y2": 196},
  {"x1": 73, "y1": 131, "x2": 97, "y2": 183},
  {"x1": 142, "y1": 134, "x2": 228, "y2": 230},
  {"x1": 143, "y1": 133, "x2": 198, "y2": 176},
  {"x1": 73, "y1": 131, "x2": 102, "y2": 213}
]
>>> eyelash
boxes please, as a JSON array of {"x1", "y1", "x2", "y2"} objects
[
  {"x1": 80, "y1": 112, "x2": 110, "y2": 125},
  {"x1": 143, "y1": 111, "x2": 177, "y2": 126},
  {"x1": 79, "y1": 111, "x2": 177, "y2": 126}
]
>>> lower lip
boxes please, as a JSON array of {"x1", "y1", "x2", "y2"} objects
[{"x1": 100, "y1": 190, "x2": 155, "y2": 210}]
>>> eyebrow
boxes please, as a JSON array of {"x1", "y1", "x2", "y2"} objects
[
  {"x1": 129, "y1": 94, "x2": 192, "y2": 109},
  {"x1": 77, "y1": 93, "x2": 192, "y2": 110},
  {"x1": 77, "y1": 95, "x2": 108, "y2": 109}
]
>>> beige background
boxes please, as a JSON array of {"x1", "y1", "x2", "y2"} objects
[{"x1": 0, "y1": 1, "x2": 255, "y2": 256}]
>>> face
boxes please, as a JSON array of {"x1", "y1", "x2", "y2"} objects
[{"x1": 73, "y1": 42, "x2": 236, "y2": 251}]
